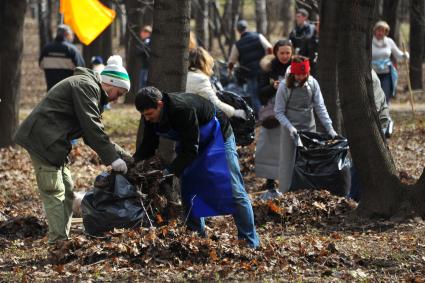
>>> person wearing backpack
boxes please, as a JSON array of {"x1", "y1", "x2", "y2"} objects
[
  {"x1": 274, "y1": 56, "x2": 337, "y2": 193},
  {"x1": 255, "y1": 40, "x2": 293, "y2": 199}
]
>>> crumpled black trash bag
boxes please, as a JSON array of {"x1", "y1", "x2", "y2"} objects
[
  {"x1": 81, "y1": 173, "x2": 145, "y2": 236},
  {"x1": 217, "y1": 90, "x2": 255, "y2": 146},
  {"x1": 290, "y1": 131, "x2": 351, "y2": 196}
]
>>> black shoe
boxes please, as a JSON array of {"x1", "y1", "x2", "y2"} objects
[{"x1": 265, "y1": 179, "x2": 276, "y2": 191}]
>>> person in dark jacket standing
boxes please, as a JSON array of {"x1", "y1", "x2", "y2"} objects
[
  {"x1": 15, "y1": 55, "x2": 131, "y2": 244},
  {"x1": 137, "y1": 25, "x2": 152, "y2": 89},
  {"x1": 289, "y1": 9, "x2": 316, "y2": 74},
  {"x1": 134, "y1": 87, "x2": 259, "y2": 248},
  {"x1": 39, "y1": 24, "x2": 85, "y2": 90},
  {"x1": 255, "y1": 39, "x2": 293, "y2": 199},
  {"x1": 228, "y1": 20, "x2": 272, "y2": 117}
]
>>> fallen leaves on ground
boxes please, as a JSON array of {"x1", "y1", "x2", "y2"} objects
[{"x1": 1, "y1": 111, "x2": 424, "y2": 281}]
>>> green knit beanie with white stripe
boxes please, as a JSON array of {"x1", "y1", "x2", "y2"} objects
[{"x1": 100, "y1": 55, "x2": 131, "y2": 91}]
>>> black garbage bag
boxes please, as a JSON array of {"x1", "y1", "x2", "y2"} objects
[
  {"x1": 81, "y1": 173, "x2": 145, "y2": 236},
  {"x1": 290, "y1": 131, "x2": 351, "y2": 196},
  {"x1": 217, "y1": 90, "x2": 255, "y2": 146},
  {"x1": 213, "y1": 60, "x2": 231, "y2": 87}
]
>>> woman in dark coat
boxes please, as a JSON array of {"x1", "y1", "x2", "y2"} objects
[{"x1": 255, "y1": 40, "x2": 293, "y2": 200}]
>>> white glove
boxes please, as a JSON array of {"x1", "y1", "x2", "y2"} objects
[
  {"x1": 163, "y1": 168, "x2": 175, "y2": 177},
  {"x1": 233, "y1": 109, "x2": 247, "y2": 120},
  {"x1": 403, "y1": 52, "x2": 410, "y2": 60},
  {"x1": 288, "y1": 126, "x2": 298, "y2": 140},
  {"x1": 111, "y1": 158, "x2": 127, "y2": 174},
  {"x1": 328, "y1": 129, "x2": 338, "y2": 138}
]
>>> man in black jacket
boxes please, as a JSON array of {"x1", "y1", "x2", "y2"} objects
[
  {"x1": 228, "y1": 20, "x2": 272, "y2": 117},
  {"x1": 289, "y1": 9, "x2": 317, "y2": 75},
  {"x1": 39, "y1": 24, "x2": 85, "y2": 90},
  {"x1": 134, "y1": 87, "x2": 259, "y2": 248}
]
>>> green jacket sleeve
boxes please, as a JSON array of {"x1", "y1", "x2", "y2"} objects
[{"x1": 71, "y1": 81, "x2": 120, "y2": 165}]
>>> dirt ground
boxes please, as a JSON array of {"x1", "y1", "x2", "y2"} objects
[{"x1": 1, "y1": 15, "x2": 425, "y2": 282}]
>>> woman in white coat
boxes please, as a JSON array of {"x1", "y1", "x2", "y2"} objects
[
  {"x1": 186, "y1": 47, "x2": 247, "y2": 119},
  {"x1": 274, "y1": 56, "x2": 337, "y2": 193},
  {"x1": 372, "y1": 21, "x2": 409, "y2": 103}
]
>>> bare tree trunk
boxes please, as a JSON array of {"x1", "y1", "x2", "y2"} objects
[
  {"x1": 382, "y1": 0, "x2": 400, "y2": 44},
  {"x1": 255, "y1": 0, "x2": 267, "y2": 35},
  {"x1": 195, "y1": 0, "x2": 209, "y2": 49},
  {"x1": 265, "y1": 0, "x2": 277, "y2": 36},
  {"x1": 124, "y1": 0, "x2": 153, "y2": 104},
  {"x1": 38, "y1": 0, "x2": 52, "y2": 56},
  {"x1": 136, "y1": 0, "x2": 190, "y2": 149},
  {"x1": 281, "y1": 0, "x2": 295, "y2": 37},
  {"x1": 0, "y1": 0, "x2": 27, "y2": 148},
  {"x1": 239, "y1": 0, "x2": 245, "y2": 19},
  {"x1": 317, "y1": 0, "x2": 342, "y2": 133},
  {"x1": 211, "y1": 1, "x2": 229, "y2": 59},
  {"x1": 409, "y1": 0, "x2": 424, "y2": 90},
  {"x1": 228, "y1": 0, "x2": 240, "y2": 54},
  {"x1": 82, "y1": 0, "x2": 113, "y2": 66},
  {"x1": 223, "y1": 0, "x2": 233, "y2": 42},
  {"x1": 148, "y1": 0, "x2": 190, "y2": 91},
  {"x1": 208, "y1": 1, "x2": 214, "y2": 51},
  {"x1": 118, "y1": 3, "x2": 127, "y2": 46},
  {"x1": 337, "y1": 0, "x2": 406, "y2": 218}
]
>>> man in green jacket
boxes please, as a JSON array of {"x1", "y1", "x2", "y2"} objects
[{"x1": 15, "y1": 55, "x2": 131, "y2": 244}]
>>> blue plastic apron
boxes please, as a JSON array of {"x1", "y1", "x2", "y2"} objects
[{"x1": 156, "y1": 118, "x2": 235, "y2": 218}]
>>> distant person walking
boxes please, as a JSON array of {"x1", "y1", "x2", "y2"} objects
[
  {"x1": 137, "y1": 25, "x2": 152, "y2": 90},
  {"x1": 228, "y1": 20, "x2": 272, "y2": 117},
  {"x1": 289, "y1": 9, "x2": 317, "y2": 76},
  {"x1": 39, "y1": 24, "x2": 85, "y2": 90},
  {"x1": 372, "y1": 20, "x2": 409, "y2": 103}
]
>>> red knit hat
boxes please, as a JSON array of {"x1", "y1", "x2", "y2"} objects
[{"x1": 291, "y1": 59, "x2": 310, "y2": 75}]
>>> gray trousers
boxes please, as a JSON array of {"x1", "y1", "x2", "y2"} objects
[{"x1": 278, "y1": 126, "x2": 296, "y2": 193}]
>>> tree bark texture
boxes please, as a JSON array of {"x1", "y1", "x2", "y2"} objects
[
  {"x1": 317, "y1": 0, "x2": 342, "y2": 133},
  {"x1": 337, "y1": 0, "x2": 407, "y2": 218},
  {"x1": 266, "y1": 0, "x2": 281, "y2": 36},
  {"x1": 296, "y1": 0, "x2": 320, "y2": 21},
  {"x1": 223, "y1": 0, "x2": 233, "y2": 43},
  {"x1": 0, "y1": 0, "x2": 27, "y2": 148},
  {"x1": 409, "y1": 0, "x2": 424, "y2": 90},
  {"x1": 124, "y1": 0, "x2": 153, "y2": 104},
  {"x1": 136, "y1": 0, "x2": 190, "y2": 149},
  {"x1": 211, "y1": 0, "x2": 229, "y2": 59},
  {"x1": 195, "y1": 0, "x2": 209, "y2": 49},
  {"x1": 230, "y1": 0, "x2": 240, "y2": 53},
  {"x1": 147, "y1": 0, "x2": 190, "y2": 91},
  {"x1": 382, "y1": 0, "x2": 400, "y2": 43},
  {"x1": 38, "y1": 0, "x2": 52, "y2": 56},
  {"x1": 208, "y1": 1, "x2": 215, "y2": 50},
  {"x1": 281, "y1": 0, "x2": 295, "y2": 37},
  {"x1": 255, "y1": 0, "x2": 267, "y2": 35}
]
